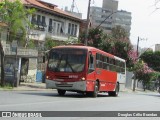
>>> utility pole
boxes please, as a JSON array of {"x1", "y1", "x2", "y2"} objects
[
  {"x1": 84, "y1": 0, "x2": 91, "y2": 46},
  {"x1": 133, "y1": 36, "x2": 147, "y2": 91},
  {"x1": 0, "y1": 42, "x2": 4, "y2": 87},
  {"x1": 133, "y1": 37, "x2": 139, "y2": 91},
  {"x1": 137, "y1": 36, "x2": 140, "y2": 58},
  {"x1": 71, "y1": 0, "x2": 75, "y2": 12}
]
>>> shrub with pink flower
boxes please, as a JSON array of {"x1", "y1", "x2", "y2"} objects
[
  {"x1": 134, "y1": 60, "x2": 155, "y2": 91},
  {"x1": 128, "y1": 50, "x2": 138, "y2": 63}
]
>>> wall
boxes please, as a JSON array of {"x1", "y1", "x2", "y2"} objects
[
  {"x1": 125, "y1": 71, "x2": 144, "y2": 90},
  {"x1": 27, "y1": 58, "x2": 37, "y2": 82}
]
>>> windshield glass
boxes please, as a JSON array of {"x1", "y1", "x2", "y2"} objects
[{"x1": 48, "y1": 48, "x2": 87, "y2": 73}]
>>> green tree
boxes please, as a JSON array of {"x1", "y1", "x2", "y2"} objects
[
  {"x1": 0, "y1": 0, "x2": 34, "y2": 86},
  {"x1": 44, "y1": 37, "x2": 58, "y2": 50},
  {"x1": 112, "y1": 25, "x2": 129, "y2": 39},
  {"x1": 133, "y1": 60, "x2": 155, "y2": 91},
  {"x1": 102, "y1": 26, "x2": 133, "y2": 68},
  {"x1": 79, "y1": 26, "x2": 133, "y2": 68},
  {"x1": 140, "y1": 51, "x2": 160, "y2": 72},
  {"x1": 79, "y1": 28, "x2": 106, "y2": 48},
  {"x1": 27, "y1": 39, "x2": 35, "y2": 49},
  {"x1": 0, "y1": 0, "x2": 34, "y2": 44}
]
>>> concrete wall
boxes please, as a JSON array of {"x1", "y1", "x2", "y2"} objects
[
  {"x1": 125, "y1": 71, "x2": 143, "y2": 90},
  {"x1": 28, "y1": 58, "x2": 37, "y2": 82},
  {"x1": 125, "y1": 71, "x2": 133, "y2": 89}
]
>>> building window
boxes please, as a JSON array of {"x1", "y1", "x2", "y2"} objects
[
  {"x1": 48, "y1": 19, "x2": 52, "y2": 32},
  {"x1": 68, "y1": 23, "x2": 71, "y2": 34},
  {"x1": 42, "y1": 16, "x2": 46, "y2": 27},
  {"x1": 31, "y1": 14, "x2": 37, "y2": 25},
  {"x1": 57, "y1": 23, "x2": 60, "y2": 34},
  {"x1": 74, "y1": 25, "x2": 77, "y2": 36},
  {"x1": 60, "y1": 22, "x2": 64, "y2": 34},
  {"x1": 68, "y1": 23, "x2": 78, "y2": 36},
  {"x1": 37, "y1": 15, "x2": 42, "y2": 26},
  {"x1": 71, "y1": 24, "x2": 74, "y2": 35},
  {"x1": 53, "y1": 22, "x2": 56, "y2": 33}
]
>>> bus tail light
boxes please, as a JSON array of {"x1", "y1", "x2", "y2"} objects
[{"x1": 46, "y1": 76, "x2": 49, "y2": 79}]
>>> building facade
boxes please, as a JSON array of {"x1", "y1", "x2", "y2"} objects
[
  {"x1": 114, "y1": 10, "x2": 131, "y2": 34},
  {"x1": 24, "y1": 0, "x2": 82, "y2": 47},
  {"x1": 0, "y1": 0, "x2": 82, "y2": 84},
  {"x1": 155, "y1": 44, "x2": 160, "y2": 51},
  {"x1": 90, "y1": 6, "x2": 114, "y2": 32},
  {"x1": 90, "y1": 0, "x2": 131, "y2": 35}
]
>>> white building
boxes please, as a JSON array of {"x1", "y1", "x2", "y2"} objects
[
  {"x1": 155, "y1": 44, "x2": 160, "y2": 51},
  {"x1": 0, "y1": 0, "x2": 82, "y2": 84},
  {"x1": 23, "y1": 0, "x2": 82, "y2": 46},
  {"x1": 90, "y1": 0, "x2": 131, "y2": 35}
]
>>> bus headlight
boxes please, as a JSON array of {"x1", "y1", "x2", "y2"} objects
[{"x1": 81, "y1": 77, "x2": 85, "y2": 81}]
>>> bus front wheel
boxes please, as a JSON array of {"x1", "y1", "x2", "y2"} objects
[
  {"x1": 108, "y1": 83, "x2": 119, "y2": 97},
  {"x1": 57, "y1": 89, "x2": 66, "y2": 96}
]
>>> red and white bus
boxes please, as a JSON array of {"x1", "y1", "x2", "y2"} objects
[{"x1": 46, "y1": 45, "x2": 126, "y2": 97}]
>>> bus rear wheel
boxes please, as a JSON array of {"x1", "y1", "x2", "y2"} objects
[
  {"x1": 57, "y1": 89, "x2": 66, "y2": 96},
  {"x1": 108, "y1": 83, "x2": 119, "y2": 97}
]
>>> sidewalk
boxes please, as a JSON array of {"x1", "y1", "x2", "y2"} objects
[
  {"x1": 0, "y1": 82, "x2": 50, "y2": 91},
  {"x1": 0, "y1": 82, "x2": 158, "y2": 93},
  {"x1": 122, "y1": 87, "x2": 158, "y2": 93},
  {"x1": 15, "y1": 82, "x2": 47, "y2": 91}
]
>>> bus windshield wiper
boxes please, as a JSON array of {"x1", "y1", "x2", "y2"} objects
[{"x1": 66, "y1": 60, "x2": 75, "y2": 73}]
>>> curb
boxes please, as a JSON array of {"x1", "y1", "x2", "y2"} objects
[{"x1": 0, "y1": 83, "x2": 52, "y2": 91}]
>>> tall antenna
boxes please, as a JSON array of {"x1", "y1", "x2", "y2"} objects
[{"x1": 71, "y1": 0, "x2": 75, "y2": 12}]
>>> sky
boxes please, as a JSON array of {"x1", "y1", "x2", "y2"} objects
[{"x1": 43, "y1": 0, "x2": 160, "y2": 49}]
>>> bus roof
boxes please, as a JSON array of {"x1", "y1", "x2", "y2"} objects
[{"x1": 51, "y1": 45, "x2": 126, "y2": 62}]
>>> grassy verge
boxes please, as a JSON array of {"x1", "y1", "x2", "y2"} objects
[{"x1": 0, "y1": 83, "x2": 14, "y2": 90}]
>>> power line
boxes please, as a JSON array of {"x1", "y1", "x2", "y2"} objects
[
  {"x1": 74, "y1": 0, "x2": 80, "y2": 13},
  {"x1": 84, "y1": 0, "x2": 91, "y2": 46},
  {"x1": 71, "y1": 0, "x2": 75, "y2": 12}
]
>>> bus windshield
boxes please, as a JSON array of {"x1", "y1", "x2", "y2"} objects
[{"x1": 48, "y1": 48, "x2": 87, "y2": 73}]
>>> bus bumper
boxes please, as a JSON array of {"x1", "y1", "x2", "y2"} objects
[{"x1": 46, "y1": 79, "x2": 86, "y2": 91}]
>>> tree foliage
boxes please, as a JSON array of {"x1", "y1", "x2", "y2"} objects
[
  {"x1": 111, "y1": 25, "x2": 129, "y2": 39},
  {"x1": 79, "y1": 28, "x2": 106, "y2": 48},
  {"x1": 102, "y1": 26, "x2": 133, "y2": 68},
  {"x1": 133, "y1": 60, "x2": 155, "y2": 91},
  {"x1": 0, "y1": 0, "x2": 35, "y2": 44},
  {"x1": 44, "y1": 37, "x2": 57, "y2": 50},
  {"x1": 79, "y1": 26, "x2": 133, "y2": 68},
  {"x1": 140, "y1": 51, "x2": 160, "y2": 72},
  {"x1": 27, "y1": 39, "x2": 35, "y2": 49}
]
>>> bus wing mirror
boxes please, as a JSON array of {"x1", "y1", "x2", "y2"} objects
[
  {"x1": 90, "y1": 55, "x2": 93, "y2": 64},
  {"x1": 45, "y1": 51, "x2": 49, "y2": 60}
]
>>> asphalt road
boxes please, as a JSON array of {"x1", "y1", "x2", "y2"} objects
[
  {"x1": 0, "y1": 90, "x2": 160, "y2": 119},
  {"x1": 0, "y1": 90, "x2": 160, "y2": 111}
]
